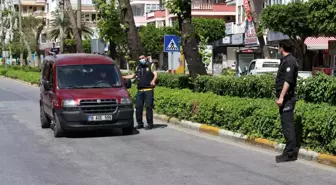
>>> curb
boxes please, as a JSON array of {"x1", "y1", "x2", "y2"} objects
[
  {"x1": 2, "y1": 76, "x2": 40, "y2": 87},
  {"x1": 151, "y1": 113, "x2": 336, "y2": 168},
  {"x1": 4, "y1": 76, "x2": 336, "y2": 168}
]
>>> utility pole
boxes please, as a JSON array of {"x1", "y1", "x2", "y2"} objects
[
  {"x1": 77, "y1": 0, "x2": 81, "y2": 39},
  {"x1": 0, "y1": 0, "x2": 5, "y2": 63},
  {"x1": 60, "y1": 0, "x2": 64, "y2": 53},
  {"x1": 19, "y1": 1, "x2": 23, "y2": 65}
]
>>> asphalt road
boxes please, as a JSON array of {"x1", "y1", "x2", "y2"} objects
[{"x1": 0, "y1": 77, "x2": 336, "y2": 185}]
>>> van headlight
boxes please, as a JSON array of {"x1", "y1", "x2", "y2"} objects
[
  {"x1": 120, "y1": 97, "x2": 132, "y2": 105},
  {"x1": 62, "y1": 99, "x2": 77, "y2": 107}
]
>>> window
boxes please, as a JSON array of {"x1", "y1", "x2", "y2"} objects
[
  {"x1": 91, "y1": 14, "x2": 96, "y2": 21},
  {"x1": 56, "y1": 64, "x2": 122, "y2": 89},
  {"x1": 262, "y1": 62, "x2": 280, "y2": 68},
  {"x1": 145, "y1": 4, "x2": 160, "y2": 13},
  {"x1": 41, "y1": 34, "x2": 47, "y2": 43},
  {"x1": 249, "y1": 61, "x2": 256, "y2": 71},
  {"x1": 48, "y1": 64, "x2": 54, "y2": 89},
  {"x1": 42, "y1": 61, "x2": 49, "y2": 80},
  {"x1": 132, "y1": 4, "x2": 145, "y2": 16}
]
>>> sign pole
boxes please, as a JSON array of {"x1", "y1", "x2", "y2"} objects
[{"x1": 171, "y1": 52, "x2": 174, "y2": 74}]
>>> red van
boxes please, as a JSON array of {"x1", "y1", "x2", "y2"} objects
[{"x1": 39, "y1": 54, "x2": 134, "y2": 137}]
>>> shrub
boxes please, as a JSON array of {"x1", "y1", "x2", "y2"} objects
[
  {"x1": 0, "y1": 67, "x2": 40, "y2": 84},
  {"x1": 129, "y1": 86, "x2": 336, "y2": 154}
]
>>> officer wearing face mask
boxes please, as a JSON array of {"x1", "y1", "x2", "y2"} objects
[{"x1": 123, "y1": 54, "x2": 158, "y2": 130}]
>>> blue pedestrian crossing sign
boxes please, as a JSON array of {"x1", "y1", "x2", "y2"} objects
[{"x1": 164, "y1": 35, "x2": 180, "y2": 52}]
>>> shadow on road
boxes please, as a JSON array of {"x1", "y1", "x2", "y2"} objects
[
  {"x1": 65, "y1": 128, "x2": 140, "y2": 139},
  {"x1": 153, "y1": 124, "x2": 168, "y2": 129}
]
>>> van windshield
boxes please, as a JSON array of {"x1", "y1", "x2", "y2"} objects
[{"x1": 57, "y1": 64, "x2": 122, "y2": 89}]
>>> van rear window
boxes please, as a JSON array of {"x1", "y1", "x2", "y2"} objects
[
  {"x1": 262, "y1": 62, "x2": 279, "y2": 68},
  {"x1": 57, "y1": 64, "x2": 122, "y2": 89}
]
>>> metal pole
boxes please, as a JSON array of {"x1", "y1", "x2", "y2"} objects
[
  {"x1": 60, "y1": 0, "x2": 64, "y2": 53},
  {"x1": 171, "y1": 52, "x2": 174, "y2": 74},
  {"x1": 77, "y1": 0, "x2": 81, "y2": 38},
  {"x1": 19, "y1": 2, "x2": 23, "y2": 66},
  {"x1": 0, "y1": 0, "x2": 5, "y2": 62}
]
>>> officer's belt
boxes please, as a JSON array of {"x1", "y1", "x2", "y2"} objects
[{"x1": 138, "y1": 88, "x2": 153, "y2": 92}]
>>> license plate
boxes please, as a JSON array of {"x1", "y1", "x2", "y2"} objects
[{"x1": 88, "y1": 115, "x2": 112, "y2": 121}]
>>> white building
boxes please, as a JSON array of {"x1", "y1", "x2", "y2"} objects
[
  {"x1": 40, "y1": 0, "x2": 98, "y2": 49},
  {"x1": 131, "y1": 0, "x2": 162, "y2": 27}
]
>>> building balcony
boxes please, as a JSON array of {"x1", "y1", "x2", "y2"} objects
[
  {"x1": 146, "y1": 3, "x2": 235, "y2": 23},
  {"x1": 83, "y1": 21, "x2": 98, "y2": 28},
  {"x1": 21, "y1": 0, "x2": 45, "y2": 6},
  {"x1": 22, "y1": 10, "x2": 46, "y2": 18},
  {"x1": 191, "y1": 3, "x2": 235, "y2": 13},
  {"x1": 225, "y1": 22, "x2": 245, "y2": 35}
]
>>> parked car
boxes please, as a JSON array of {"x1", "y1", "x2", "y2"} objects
[
  {"x1": 244, "y1": 59, "x2": 312, "y2": 79},
  {"x1": 39, "y1": 53, "x2": 134, "y2": 138},
  {"x1": 244, "y1": 59, "x2": 280, "y2": 75}
]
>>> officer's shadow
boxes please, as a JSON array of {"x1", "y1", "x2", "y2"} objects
[{"x1": 153, "y1": 124, "x2": 168, "y2": 129}]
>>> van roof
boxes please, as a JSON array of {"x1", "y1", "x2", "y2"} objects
[{"x1": 51, "y1": 53, "x2": 114, "y2": 66}]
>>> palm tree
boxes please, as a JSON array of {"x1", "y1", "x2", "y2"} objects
[{"x1": 48, "y1": 8, "x2": 94, "y2": 51}]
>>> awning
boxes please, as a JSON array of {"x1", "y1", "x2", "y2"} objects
[{"x1": 304, "y1": 37, "x2": 336, "y2": 50}]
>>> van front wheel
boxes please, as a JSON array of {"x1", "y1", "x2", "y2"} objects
[
  {"x1": 40, "y1": 105, "x2": 51, "y2": 128},
  {"x1": 122, "y1": 119, "x2": 134, "y2": 135},
  {"x1": 53, "y1": 113, "x2": 64, "y2": 138}
]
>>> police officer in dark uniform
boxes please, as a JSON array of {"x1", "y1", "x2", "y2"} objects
[
  {"x1": 275, "y1": 42, "x2": 299, "y2": 163},
  {"x1": 123, "y1": 55, "x2": 158, "y2": 130}
]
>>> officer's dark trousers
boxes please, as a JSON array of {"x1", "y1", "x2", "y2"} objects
[
  {"x1": 135, "y1": 90, "x2": 154, "y2": 126},
  {"x1": 279, "y1": 98, "x2": 299, "y2": 155}
]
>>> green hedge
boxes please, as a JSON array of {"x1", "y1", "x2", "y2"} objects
[
  {"x1": 0, "y1": 67, "x2": 40, "y2": 84},
  {"x1": 1, "y1": 65, "x2": 41, "y2": 72},
  {"x1": 4, "y1": 65, "x2": 336, "y2": 106},
  {"x1": 129, "y1": 86, "x2": 336, "y2": 155},
  {"x1": 156, "y1": 73, "x2": 336, "y2": 106}
]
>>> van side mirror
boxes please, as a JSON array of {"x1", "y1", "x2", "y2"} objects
[
  {"x1": 124, "y1": 79, "x2": 132, "y2": 89},
  {"x1": 43, "y1": 80, "x2": 50, "y2": 91}
]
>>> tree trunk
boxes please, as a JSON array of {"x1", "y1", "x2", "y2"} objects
[
  {"x1": 109, "y1": 40, "x2": 117, "y2": 60},
  {"x1": 119, "y1": 0, "x2": 144, "y2": 60},
  {"x1": 35, "y1": 21, "x2": 45, "y2": 66},
  {"x1": 248, "y1": 0, "x2": 270, "y2": 58},
  {"x1": 18, "y1": 30, "x2": 33, "y2": 65},
  {"x1": 180, "y1": 1, "x2": 207, "y2": 76},
  {"x1": 65, "y1": 0, "x2": 83, "y2": 53}
]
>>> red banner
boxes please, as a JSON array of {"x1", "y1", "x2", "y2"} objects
[{"x1": 243, "y1": 0, "x2": 252, "y2": 21}]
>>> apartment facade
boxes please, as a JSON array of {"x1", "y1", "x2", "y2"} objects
[{"x1": 146, "y1": 0, "x2": 235, "y2": 28}]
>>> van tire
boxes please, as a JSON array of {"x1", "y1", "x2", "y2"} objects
[
  {"x1": 122, "y1": 119, "x2": 134, "y2": 135},
  {"x1": 53, "y1": 113, "x2": 64, "y2": 138},
  {"x1": 40, "y1": 105, "x2": 51, "y2": 128}
]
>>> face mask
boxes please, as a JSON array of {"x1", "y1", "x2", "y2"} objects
[
  {"x1": 278, "y1": 50, "x2": 282, "y2": 57},
  {"x1": 139, "y1": 59, "x2": 146, "y2": 64}
]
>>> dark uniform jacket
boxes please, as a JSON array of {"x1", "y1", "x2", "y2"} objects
[
  {"x1": 135, "y1": 62, "x2": 155, "y2": 89},
  {"x1": 275, "y1": 54, "x2": 299, "y2": 99}
]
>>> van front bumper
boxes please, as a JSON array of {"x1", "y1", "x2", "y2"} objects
[{"x1": 54, "y1": 106, "x2": 134, "y2": 131}]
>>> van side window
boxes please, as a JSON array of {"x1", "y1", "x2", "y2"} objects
[
  {"x1": 47, "y1": 63, "x2": 54, "y2": 90},
  {"x1": 42, "y1": 61, "x2": 49, "y2": 80}
]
